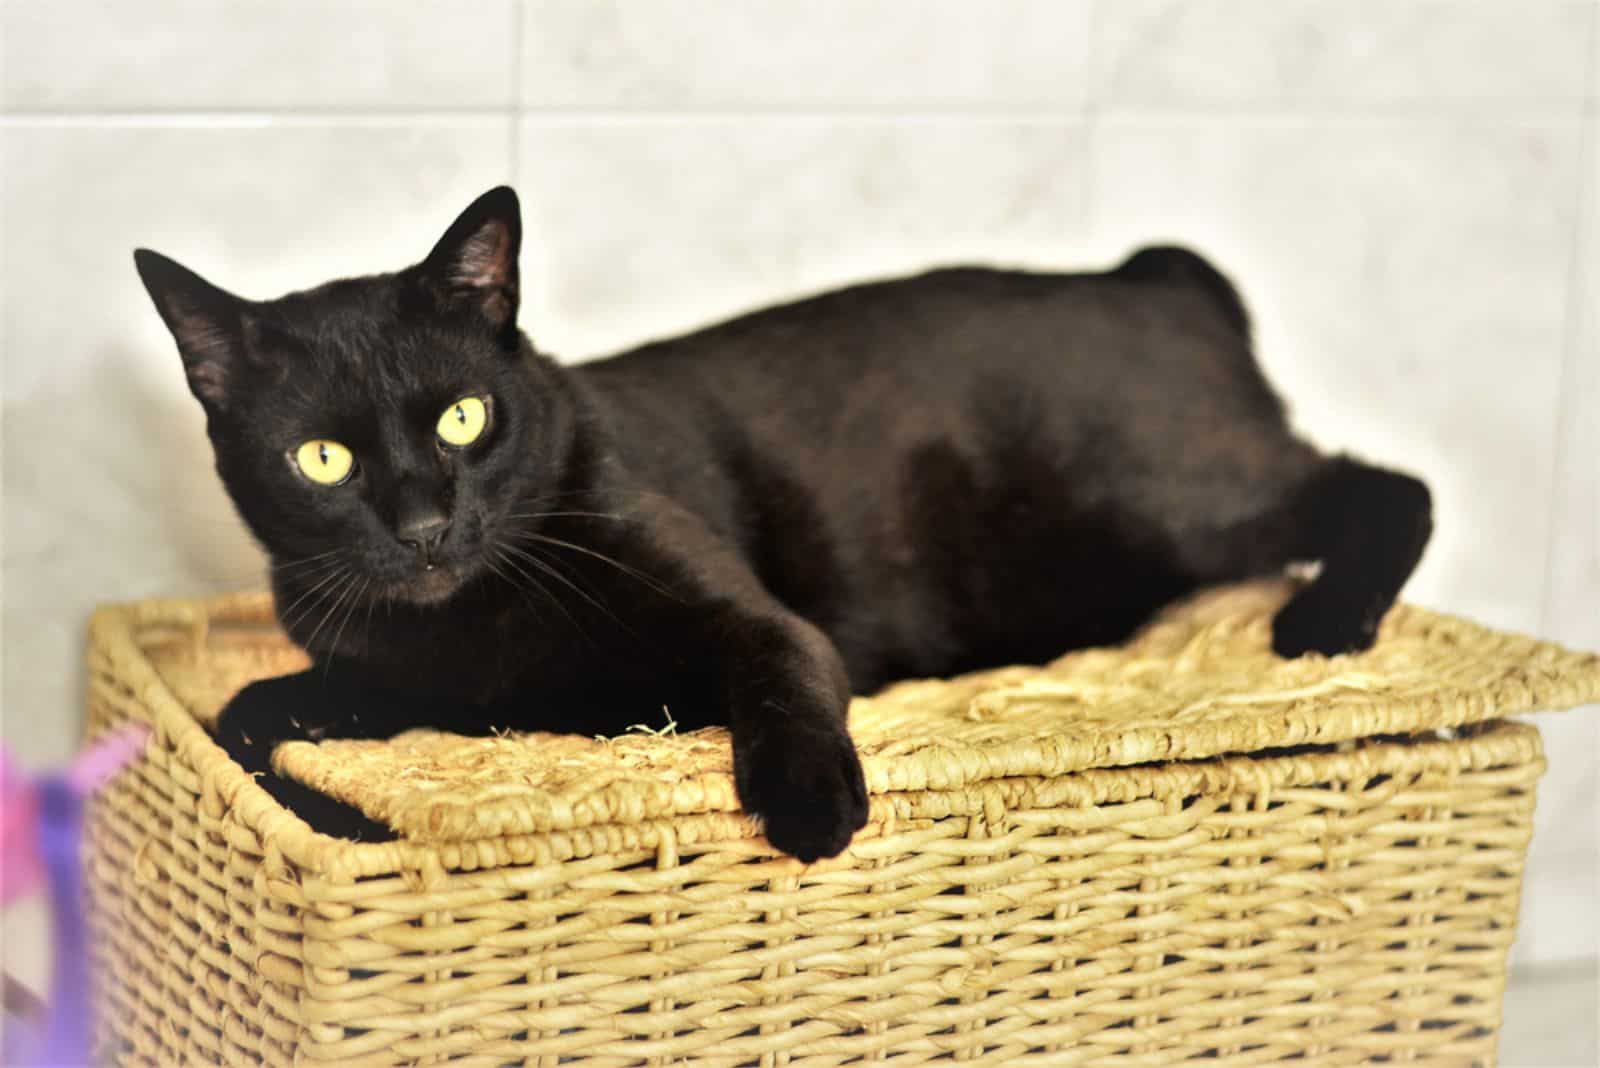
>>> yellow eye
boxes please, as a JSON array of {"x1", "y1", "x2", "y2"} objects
[
  {"x1": 437, "y1": 396, "x2": 488, "y2": 447},
  {"x1": 294, "y1": 440, "x2": 355, "y2": 485}
]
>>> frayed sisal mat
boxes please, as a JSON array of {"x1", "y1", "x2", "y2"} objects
[{"x1": 239, "y1": 580, "x2": 1600, "y2": 845}]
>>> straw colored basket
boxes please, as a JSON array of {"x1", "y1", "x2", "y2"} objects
[{"x1": 84, "y1": 580, "x2": 1600, "y2": 1067}]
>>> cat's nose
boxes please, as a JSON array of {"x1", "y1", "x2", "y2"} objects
[{"x1": 397, "y1": 511, "x2": 450, "y2": 565}]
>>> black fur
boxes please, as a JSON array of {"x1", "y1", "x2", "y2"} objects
[{"x1": 134, "y1": 187, "x2": 1432, "y2": 861}]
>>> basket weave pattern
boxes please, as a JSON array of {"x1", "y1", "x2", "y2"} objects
[{"x1": 84, "y1": 583, "x2": 1600, "y2": 1065}]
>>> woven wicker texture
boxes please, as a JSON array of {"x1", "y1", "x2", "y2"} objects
[
  {"x1": 83, "y1": 580, "x2": 1600, "y2": 1066},
  {"x1": 272, "y1": 580, "x2": 1600, "y2": 847}
]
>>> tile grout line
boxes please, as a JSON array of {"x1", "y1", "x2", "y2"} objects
[
  {"x1": 508, "y1": 0, "x2": 524, "y2": 189},
  {"x1": 1535, "y1": 1, "x2": 1598, "y2": 643},
  {"x1": 1078, "y1": 0, "x2": 1103, "y2": 248},
  {"x1": 1590, "y1": 4, "x2": 1599, "y2": 977},
  {"x1": 0, "y1": 106, "x2": 1595, "y2": 124},
  {"x1": 1590, "y1": 0, "x2": 1600, "y2": 986},
  {"x1": 1526, "y1": 5, "x2": 1600, "y2": 983}
]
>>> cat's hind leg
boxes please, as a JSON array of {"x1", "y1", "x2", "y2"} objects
[{"x1": 1269, "y1": 456, "x2": 1433, "y2": 657}]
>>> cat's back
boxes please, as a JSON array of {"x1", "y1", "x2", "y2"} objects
[
  {"x1": 578, "y1": 249, "x2": 1275, "y2": 466},
  {"x1": 570, "y1": 250, "x2": 1306, "y2": 687}
]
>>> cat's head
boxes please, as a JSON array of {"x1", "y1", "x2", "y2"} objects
[{"x1": 135, "y1": 187, "x2": 573, "y2": 636}]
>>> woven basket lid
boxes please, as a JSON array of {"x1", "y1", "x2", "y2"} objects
[{"x1": 160, "y1": 579, "x2": 1589, "y2": 845}]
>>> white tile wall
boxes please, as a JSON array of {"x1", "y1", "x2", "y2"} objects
[
  {"x1": 1593, "y1": 8, "x2": 1600, "y2": 102},
  {"x1": 518, "y1": 118, "x2": 1091, "y2": 357},
  {"x1": 3, "y1": 1, "x2": 519, "y2": 111},
  {"x1": 1500, "y1": 962, "x2": 1599, "y2": 1067},
  {"x1": 1086, "y1": 117, "x2": 1580, "y2": 635},
  {"x1": 2, "y1": 0, "x2": 1597, "y2": 1011},
  {"x1": 1092, "y1": 1, "x2": 1594, "y2": 112},
  {"x1": 1519, "y1": 113, "x2": 1600, "y2": 972},
  {"x1": 520, "y1": 0, "x2": 1094, "y2": 113},
  {"x1": 1546, "y1": 117, "x2": 1599, "y2": 673}
]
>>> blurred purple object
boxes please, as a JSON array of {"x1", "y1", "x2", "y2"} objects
[{"x1": 1, "y1": 724, "x2": 150, "y2": 1067}]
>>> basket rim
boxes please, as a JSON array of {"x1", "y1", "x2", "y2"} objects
[
  {"x1": 88, "y1": 582, "x2": 1598, "y2": 882},
  {"x1": 89, "y1": 592, "x2": 368, "y2": 873}
]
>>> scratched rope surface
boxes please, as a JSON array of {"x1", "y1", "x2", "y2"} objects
[{"x1": 257, "y1": 580, "x2": 1600, "y2": 843}]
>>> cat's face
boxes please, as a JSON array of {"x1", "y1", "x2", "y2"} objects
[{"x1": 136, "y1": 188, "x2": 571, "y2": 640}]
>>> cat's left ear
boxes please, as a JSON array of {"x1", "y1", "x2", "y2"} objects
[
  {"x1": 421, "y1": 186, "x2": 522, "y2": 344},
  {"x1": 133, "y1": 249, "x2": 249, "y2": 412}
]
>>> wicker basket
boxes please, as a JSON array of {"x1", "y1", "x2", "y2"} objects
[{"x1": 83, "y1": 581, "x2": 1600, "y2": 1066}]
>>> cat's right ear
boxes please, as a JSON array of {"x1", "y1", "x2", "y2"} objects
[
  {"x1": 133, "y1": 249, "x2": 245, "y2": 411},
  {"x1": 419, "y1": 186, "x2": 522, "y2": 345}
]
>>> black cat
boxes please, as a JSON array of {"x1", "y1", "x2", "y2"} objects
[{"x1": 134, "y1": 186, "x2": 1432, "y2": 861}]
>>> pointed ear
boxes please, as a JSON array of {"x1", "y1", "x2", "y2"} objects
[
  {"x1": 421, "y1": 186, "x2": 522, "y2": 342},
  {"x1": 133, "y1": 249, "x2": 247, "y2": 411}
]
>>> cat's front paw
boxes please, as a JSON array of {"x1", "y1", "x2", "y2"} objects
[
  {"x1": 1271, "y1": 584, "x2": 1384, "y2": 658},
  {"x1": 735, "y1": 720, "x2": 868, "y2": 863},
  {"x1": 216, "y1": 676, "x2": 396, "y2": 842}
]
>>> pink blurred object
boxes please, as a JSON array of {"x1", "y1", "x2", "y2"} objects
[
  {"x1": 66, "y1": 723, "x2": 152, "y2": 796},
  {"x1": 1, "y1": 722, "x2": 150, "y2": 1065},
  {"x1": 2, "y1": 723, "x2": 151, "y2": 906},
  {"x1": 0, "y1": 749, "x2": 45, "y2": 906}
]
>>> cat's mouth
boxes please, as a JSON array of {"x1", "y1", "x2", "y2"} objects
[{"x1": 389, "y1": 562, "x2": 469, "y2": 606}]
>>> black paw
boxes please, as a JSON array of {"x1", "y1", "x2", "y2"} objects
[
  {"x1": 253, "y1": 771, "x2": 397, "y2": 842},
  {"x1": 1272, "y1": 586, "x2": 1384, "y2": 658},
  {"x1": 735, "y1": 721, "x2": 868, "y2": 863},
  {"x1": 216, "y1": 674, "x2": 396, "y2": 842}
]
